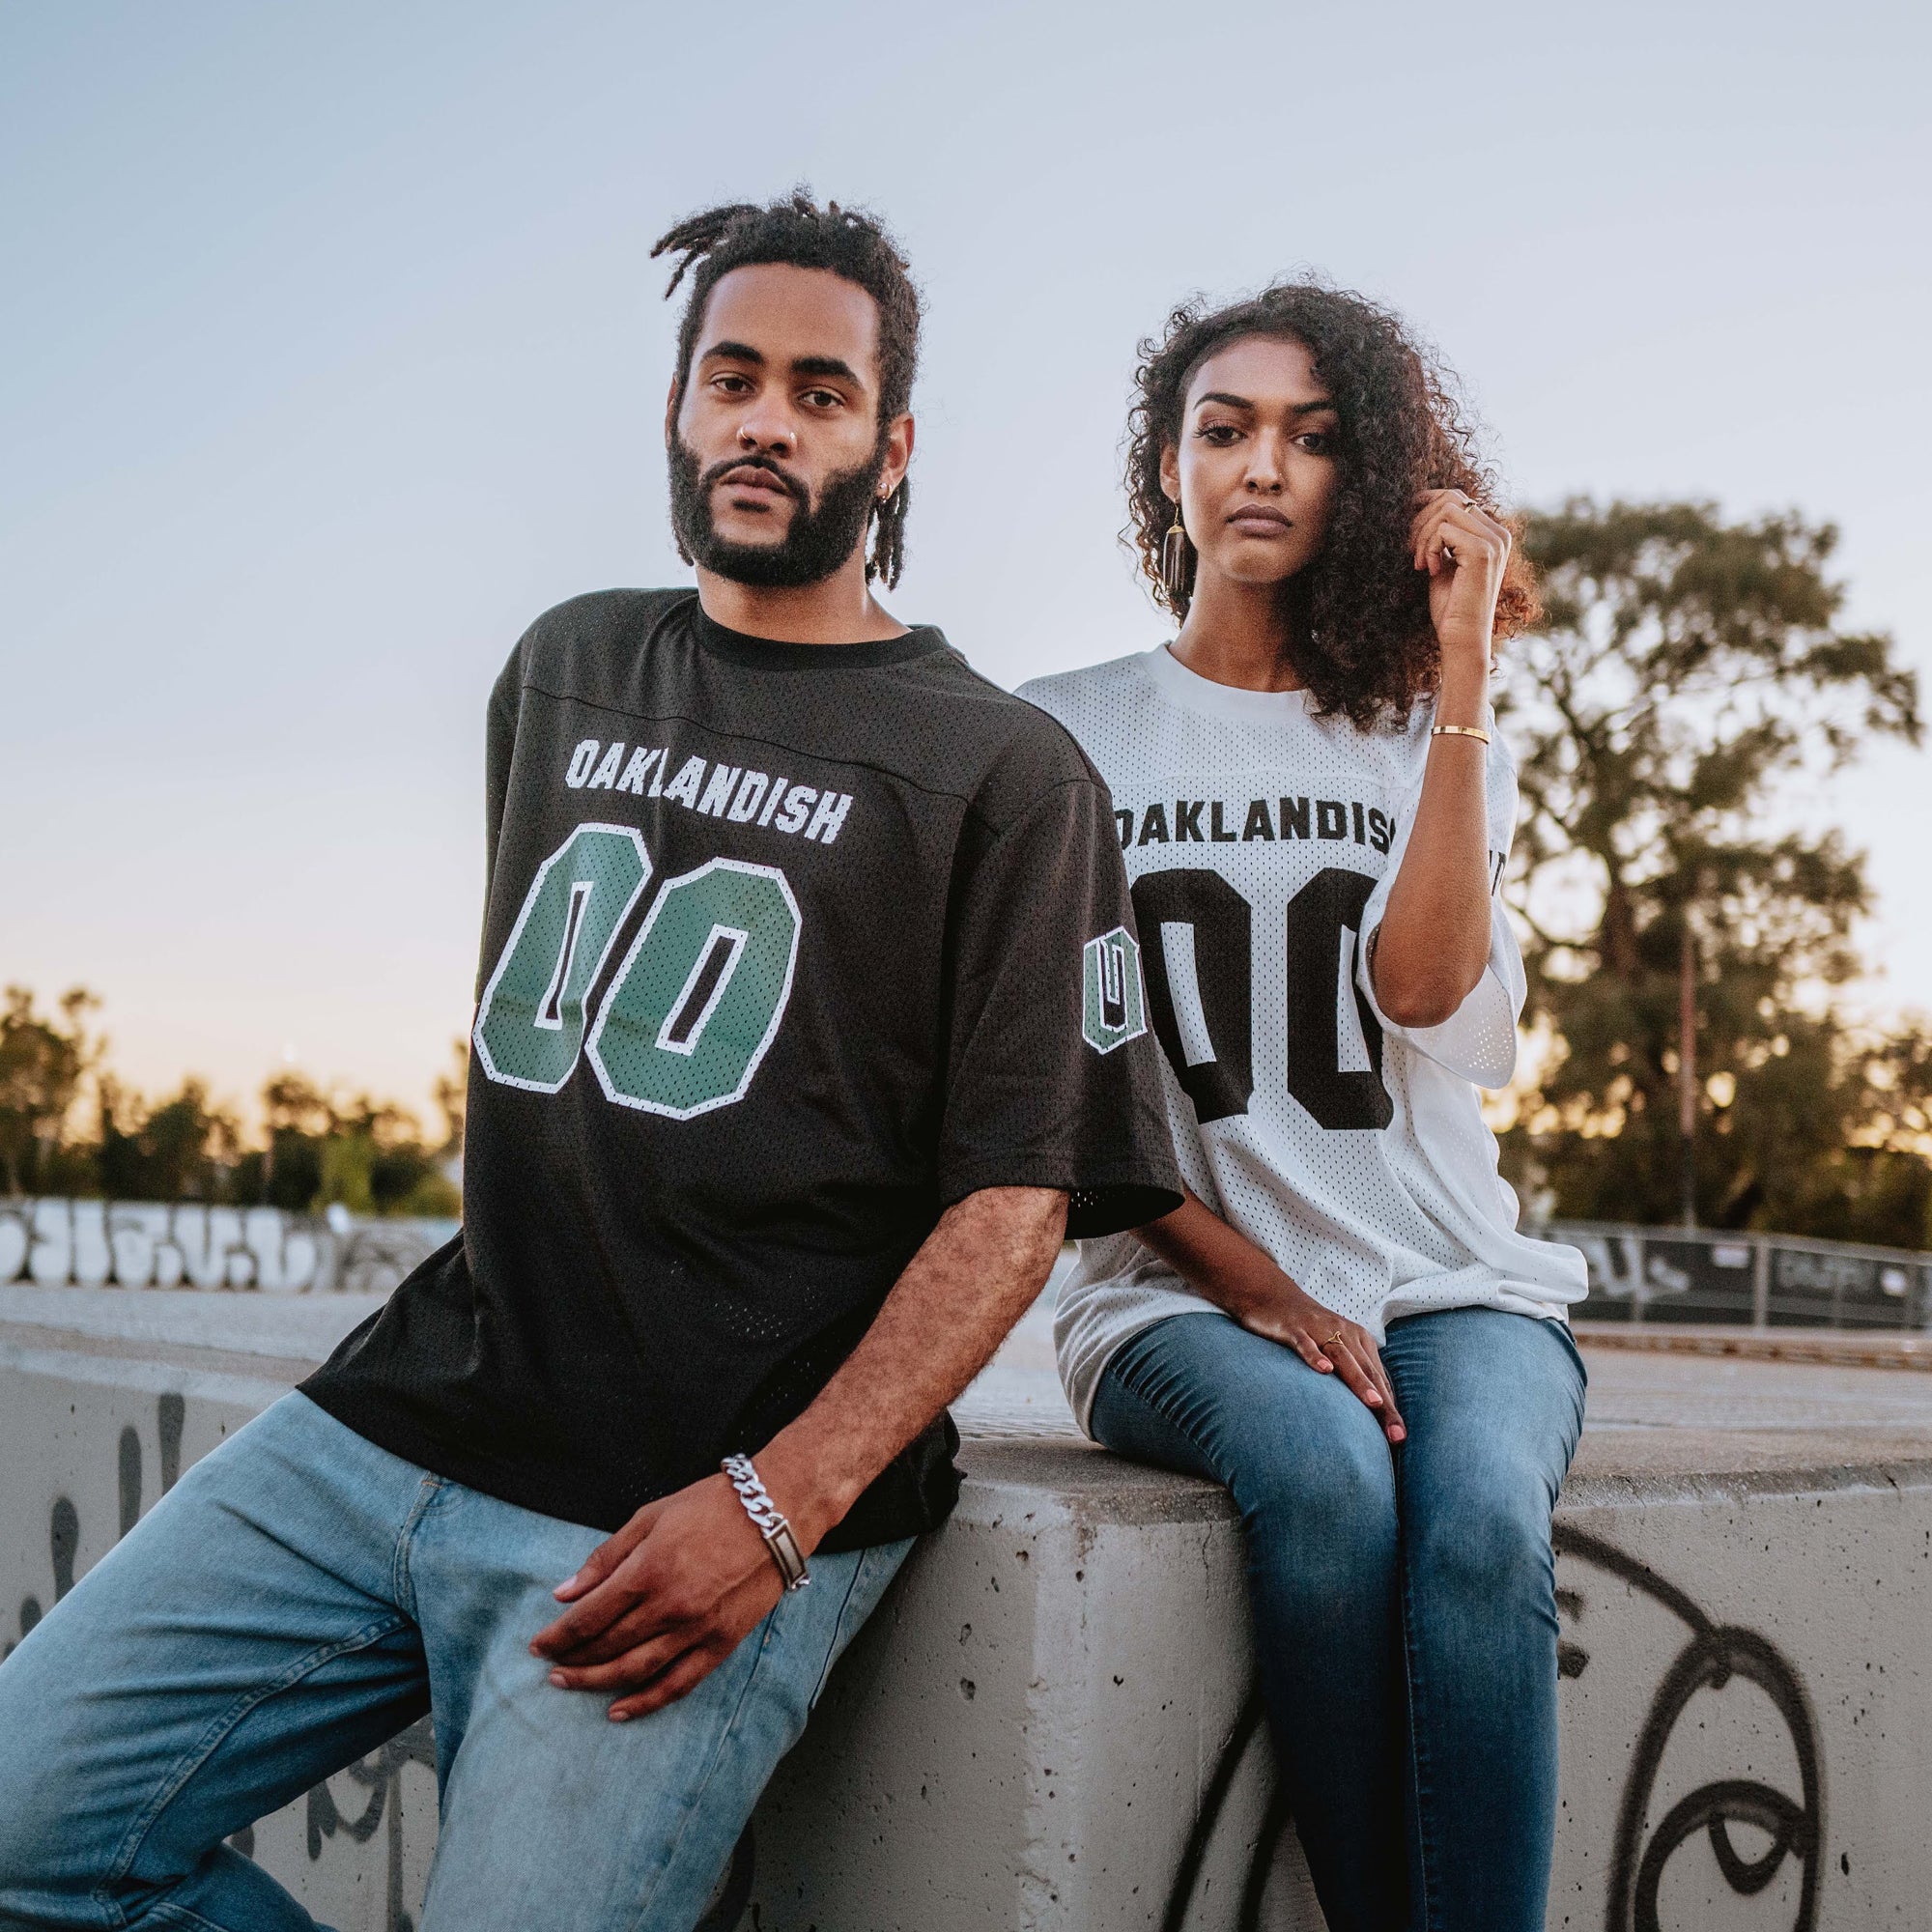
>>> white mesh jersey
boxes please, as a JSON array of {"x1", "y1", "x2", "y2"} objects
[{"x1": 1018, "y1": 644, "x2": 1586, "y2": 1431}]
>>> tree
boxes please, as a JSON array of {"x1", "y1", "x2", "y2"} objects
[
  {"x1": 253, "y1": 1069, "x2": 461, "y2": 1218},
  {"x1": 0, "y1": 986, "x2": 101, "y2": 1196},
  {"x1": 431, "y1": 1037, "x2": 467, "y2": 1163},
  {"x1": 98, "y1": 1077, "x2": 242, "y2": 1202},
  {"x1": 1497, "y1": 499, "x2": 1928, "y2": 1243}
]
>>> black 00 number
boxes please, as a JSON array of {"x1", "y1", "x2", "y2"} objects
[
  {"x1": 1282, "y1": 867, "x2": 1393, "y2": 1130},
  {"x1": 1130, "y1": 866, "x2": 1393, "y2": 1132},
  {"x1": 1131, "y1": 869, "x2": 1254, "y2": 1124}
]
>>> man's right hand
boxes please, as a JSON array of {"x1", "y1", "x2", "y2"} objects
[{"x1": 531, "y1": 1472, "x2": 784, "y2": 1723}]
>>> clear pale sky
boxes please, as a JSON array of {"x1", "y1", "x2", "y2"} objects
[{"x1": 4, "y1": 1, "x2": 1928, "y2": 1127}]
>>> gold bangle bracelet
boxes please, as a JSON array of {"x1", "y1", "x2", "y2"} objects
[{"x1": 1431, "y1": 723, "x2": 1491, "y2": 744}]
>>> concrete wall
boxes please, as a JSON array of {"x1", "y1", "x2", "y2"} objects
[
  {"x1": 0, "y1": 1198, "x2": 453, "y2": 1294},
  {"x1": 5, "y1": 1287, "x2": 1929, "y2": 1930}
]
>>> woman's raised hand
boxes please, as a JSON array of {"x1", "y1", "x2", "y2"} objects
[
  {"x1": 1236, "y1": 1269, "x2": 1406, "y2": 1444},
  {"x1": 1410, "y1": 488, "x2": 1511, "y2": 669}
]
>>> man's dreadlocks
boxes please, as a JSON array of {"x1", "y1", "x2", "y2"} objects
[{"x1": 652, "y1": 193, "x2": 922, "y2": 589}]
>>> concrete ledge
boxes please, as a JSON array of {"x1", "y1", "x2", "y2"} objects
[{"x1": 6, "y1": 1291, "x2": 1931, "y2": 1928}]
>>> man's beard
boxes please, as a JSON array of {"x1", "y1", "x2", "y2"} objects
[{"x1": 668, "y1": 436, "x2": 885, "y2": 588}]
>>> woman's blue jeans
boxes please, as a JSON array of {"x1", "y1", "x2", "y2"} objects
[{"x1": 1091, "y1": 1305, "x2": 1585, "y2": 1932}]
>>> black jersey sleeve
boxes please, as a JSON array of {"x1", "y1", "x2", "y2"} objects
[
  {"x1": 477, "y1": 643, "x2": 526, "y2": 999},
  {"x1": 937, "y1": 774, "x2": 1182, "y2": 1238}
]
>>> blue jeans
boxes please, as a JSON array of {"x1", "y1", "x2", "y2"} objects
[
  {"x1": 0, "y1": 1394, "x2": 911, "y2": 1932},
  {"x1": 1092, "y1": 1305, "x2": 1585, "y2": 1932}
]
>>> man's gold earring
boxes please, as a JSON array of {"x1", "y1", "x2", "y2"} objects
[{"x1": 1161, "y1": 501, "x2": 1191, "y2": 603}]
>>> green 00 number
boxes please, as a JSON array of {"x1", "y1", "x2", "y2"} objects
[
  {"x1": 585, "y1": 860, "x2": 802, "y2": 1119},
  {"x1": 473, "y1": 825, "x2": 652, "y2": 1092}
]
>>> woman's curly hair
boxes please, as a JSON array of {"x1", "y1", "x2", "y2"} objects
[{"x1": 1125, "y1": 280, "x2": 1539, "y2": 728}]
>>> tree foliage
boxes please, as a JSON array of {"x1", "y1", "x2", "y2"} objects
[
  {"x1": 1498, "y1": 499, "x2": 1928, "y2": 1244},
  {"x1": 0, "y1": 987, "x2": 102, "y2": 1196},
  {"x1": 0, "y1": 990, "x2": 462, "y2": 1218}
]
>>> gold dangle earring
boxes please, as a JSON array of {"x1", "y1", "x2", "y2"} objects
[{"x1": 1160, "y1": 498, "x2": 1191, "y2": 604}]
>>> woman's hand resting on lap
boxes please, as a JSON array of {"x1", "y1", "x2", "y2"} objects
[
  {"x1": 1136, "y1": 1188, "x2": 1406, "y2": 1444},
  {"x1": 1226, "y1": 1267, "x2": 1406, "y2": 1444}
]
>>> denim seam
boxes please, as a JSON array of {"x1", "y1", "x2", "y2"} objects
[
  {"x1": 621, "y1": 1613, "x2": 779, "y2": 1932},
  {"x1": 145, "y1": 1895, "x2": 263, "y2": 1932},
  {"x1": 389, "y1": 1474, "x2": 446, "y2": 1620},
  {"x1": 808, "y1": 1549, "x2": 876, "y2": 1710},
  {"x1": 1397, "y1": 1522, "x2": 1440, "y2": 1932},
  {"x1": 99, "y1": 1610, "x2": 415, "y2": 1916}
]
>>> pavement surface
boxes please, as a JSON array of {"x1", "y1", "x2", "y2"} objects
[{"x1": 8, "y1": 1281, "x2": 1932, "y2": 1491}]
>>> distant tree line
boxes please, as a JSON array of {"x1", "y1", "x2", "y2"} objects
[
  {"x1": 1499, "y1": 498, "x2": 1930, "y2": 1250},
  {"x1": 0, "y1": 987, "x2": 462, "y2": 1219}
]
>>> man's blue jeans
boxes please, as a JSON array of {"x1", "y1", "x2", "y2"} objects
[
  {"x1": 0, "y1": 1393, "x2": 911, "y2": 1931},
  {"x1": 1092, "y1": 1305, "x2": 1586, "y2": 1932}
]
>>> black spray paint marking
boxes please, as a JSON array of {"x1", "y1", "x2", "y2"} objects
[
  {"x1": 1160, "y1": 1691, "x2": 1268, "y2": 1932},
  {"x1": 1160, "y1": 1527, "x2": 1824, "y2": 1932},
  {"x1": 696, "y1": 1825, "x2": 756, "y2": 1932},
  {"x1": 1553, "y1": 1524, "x2": 1823, "y2": 1932},
  {"x1": 159, "y1": 1392, "x2": 185, "y2": 1492},
  {"x1": 119, "y1": 1428, "x2": 141, "y2": 1538},
  {"x1": 307, "y1": 1718, "x2": 437, "y2": 1932},
  {"x1": 49, "y1": 1498, "x2": 78, "y2": 1600}
]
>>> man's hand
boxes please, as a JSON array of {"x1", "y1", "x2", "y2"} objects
[
  {"x1": 531, "y1": 1184, "x2": 1067, "y2": 1722},
  {"x1": 530, "y1": 1473, "x2": 781, "y2": 1722}
]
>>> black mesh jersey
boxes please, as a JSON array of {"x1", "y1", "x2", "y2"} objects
[{"x1": 302, "y1": 589, "x2": 1180, "y2": 1547}]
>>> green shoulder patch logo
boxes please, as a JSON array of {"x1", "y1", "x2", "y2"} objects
[{"x1": 1082, "y1": 925, "x2": 1148, "y2": 1055}]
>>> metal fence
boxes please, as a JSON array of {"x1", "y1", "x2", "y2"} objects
[{"x1": 1530, "y1": 1219, "x2": 1932, "y2": 1331}]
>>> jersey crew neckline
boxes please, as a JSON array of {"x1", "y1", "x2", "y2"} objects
[
  {"x1": 687, "y1": 596, "x2": 947, "y2": 673},
  {"x1": 302, "y1": 590, "x2": 1179, "y2": 1547},
  {"x1": 1141, "y1": 641, "x2": 1317, "y2": 724}
]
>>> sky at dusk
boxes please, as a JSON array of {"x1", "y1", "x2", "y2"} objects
[{"x1": 4, "y1": 0, "x2": 1928, "y2": 1126}]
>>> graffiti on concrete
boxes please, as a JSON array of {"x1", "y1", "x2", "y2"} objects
[
  {"x1": 1554, "y1": 1524, "x2": 1823, "y2": 1932},
  {"x1": 1546, "y1": 1218, "x2": 1927, "y2": 1328},
  {"x1": 0, "y1": 1198, "x2": 454, "y2": 1294},
  {"x1": 303, "y1": 1719, "x2": 438, "y2": 1932},
  {"x1": 6, "y1": 1397, "x2": 185, "y2": 1663},
  {"x1": 1159, "y1": 1528, "x2": 1823, "y2": 1932},
  {"x1": 0, "y1": 1199, "x2": 326, "y2": 1290},
  {"x1": 697, "y1": 1827, "x2": 756, "y2": 1932},
  {"x1": 1158, "y1": 1690, "x2": 1274, "y2": 1932}
]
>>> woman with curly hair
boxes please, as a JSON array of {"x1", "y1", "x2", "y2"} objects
[{"x1": 1019, "y1": 284, "x2": 1589, "y2": 1931}]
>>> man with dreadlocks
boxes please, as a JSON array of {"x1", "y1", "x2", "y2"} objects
[{"x1": 0, "y1": 196, "x2": 1178, "y2": 1930}]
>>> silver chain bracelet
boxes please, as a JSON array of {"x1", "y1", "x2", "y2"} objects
[{"x1": 721, "y1": 1453, "x2": 810, "y2": 1592}]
